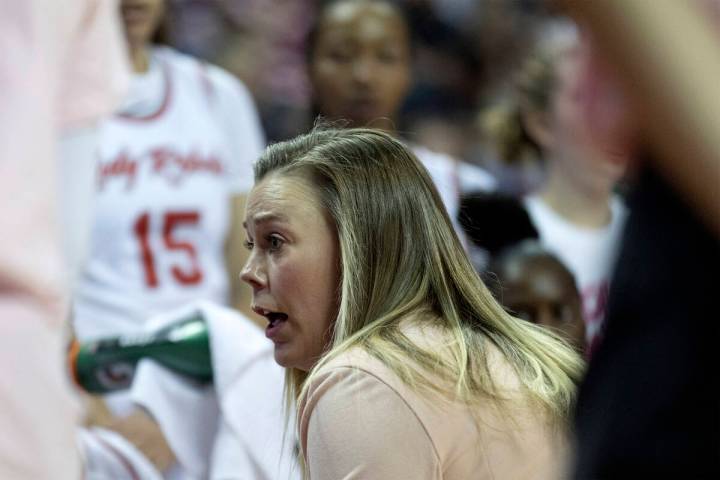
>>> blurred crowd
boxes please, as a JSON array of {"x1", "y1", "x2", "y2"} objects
[{"x1": 164, "y1": 0, "x2": 544, "y2": 152}]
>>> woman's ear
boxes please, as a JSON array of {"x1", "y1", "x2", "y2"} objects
[{"x1": 522, "y1": 109, "x2": 555, "y2": 150}]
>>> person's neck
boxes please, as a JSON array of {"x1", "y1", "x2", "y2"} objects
[
  {"x1": 538, "y1": 163, "x2": 613, "y2": 228},
  {"x1": 129, "y1": 43, "x2": 151, "y2": 74}
]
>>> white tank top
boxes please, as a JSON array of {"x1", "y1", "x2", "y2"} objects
[{"x1": 74, "y1": 47, "x2": 264, "y2": 340}]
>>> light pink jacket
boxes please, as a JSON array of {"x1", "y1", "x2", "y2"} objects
[{"x1": 299, "y1": 327, "x2": 569, "y2": 479}]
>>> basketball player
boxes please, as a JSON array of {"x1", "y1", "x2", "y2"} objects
[{"x1": 73, "y1": 0, "x2": 265, "y2": 473}]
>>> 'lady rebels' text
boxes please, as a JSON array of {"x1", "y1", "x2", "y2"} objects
[{"x1": 98, "y1": 147, "x2": 224, "y2": 191}]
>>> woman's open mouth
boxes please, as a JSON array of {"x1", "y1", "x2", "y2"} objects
[{"x1": 253, "y1": 307, "x2": 289, "y2": 340}]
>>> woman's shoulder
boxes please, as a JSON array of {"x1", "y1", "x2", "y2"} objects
[
  {"x1": 299, "y1": 349, "x2": 405, "y2": 428},
  {"x1": 314, "y1": 345, "x2": 383, "y2": 373},
  {"x1": 299, "y1": 329, "x2": 484, "y2": 441},
  {"x1": 298, "y1": 346, "x2": 421, "y2": 435},
  {"x1": 298, "y1": 333, "x2": 566, "y2": 479},
  {"x1": 300, "y1": 348, "x2": 400, "y2": 415},
  {"x1": 305, "y1": 325, "x2": 447, "y2": 393},
  {"x1": 298, "y1": 347, "x2": 445, "y2": 478}
]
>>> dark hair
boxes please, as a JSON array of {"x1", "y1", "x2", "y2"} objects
[
  {"x1": 151, "y1": 2, "x2": 172, "y2": 45},
  {"x1": 459, "y1": 192, "x2": 539, "y2": 257},
  {"x1": 305, "y1": 0, "x2": 410, "y2": 64}
]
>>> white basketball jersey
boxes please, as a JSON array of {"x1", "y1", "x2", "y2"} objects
[
  {"x1": 412, "y1": 144, "x2": 496, "y2": 243},
  {"x1": 74, "y1": 47, "x2": 264, "y2": 340}
]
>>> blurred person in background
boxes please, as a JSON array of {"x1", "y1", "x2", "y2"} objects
[
  {"x1": 399, "y1": 0, "x2": 544, "y2": 164},
  {"x1": 306, "y1": 0, "x2": 497, "y2": 241},
  {"x1": 461, "y1": 21, "x2": 628, "y2": 352},
  {"x1": 72, "y1": 0, "x2": 265, "y2": 474},
  {"x1": 160, "y1": 0, "x2": 548, "y2": 153},
  {"x1": 401, "y1": 0, "x2": 551, "y2": 190},
  {"x1": 554, "y1": 0, "x2": 720, "y2": 477},
  {"x1": 159, "y1": 0, "x2": 316, "y2": 143},
  {"x1": 200, "y1": 0, "x2": 316, "y2": 143},
  {"x1": 486, "y1": 241, "x2": 586, "y2": 354},
  {"x1": 398, "y1": 0, "x2": 482, "y2": 152},
  {"x1": 0, "y1": 0, "x2": 129, "y2": 477}
]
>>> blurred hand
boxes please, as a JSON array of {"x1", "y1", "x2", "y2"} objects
[
  {"x1": 108, "y1": 409, "x2": 176, "y2": 473},
  {"x1": 84, "y1": 398, "x2": 176, "y2": 473},
  {"x1": 82, "y1": 393, "x2": 114, "y2": 427}
]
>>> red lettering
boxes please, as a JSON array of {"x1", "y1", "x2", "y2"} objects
[
  {"x1": 581, "y1": 281, "x2": 610, "y2": 329},
  {"x1": 133, "y1": 210, "x2": 204, "y2": 288},
  {"x1": 99, "y1": 148, "x2": 225, "y2": 192},
  {"x1": 133, "y1": 212, "x2": 158, "y2": 288},
  {"x1": 163, "y1": 211, "x2": 203, "y2": 285},
  {"x1": 98, "y1": 151, "x2": 137, "y2": 191}
]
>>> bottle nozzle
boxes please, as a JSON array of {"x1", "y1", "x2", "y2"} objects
[{"x1": 68, "y1": 339, "x2": 81, "y2": 387}]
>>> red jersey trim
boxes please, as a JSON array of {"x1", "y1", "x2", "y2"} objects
[{"x1": 116, "y1": 60, "x2": 173, "y2": 123}]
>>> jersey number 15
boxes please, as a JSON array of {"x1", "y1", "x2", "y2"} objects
[{"x1": 133, "y1": 211, "x2": 204, "y2": 288}]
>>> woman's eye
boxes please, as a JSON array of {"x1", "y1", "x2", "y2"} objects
[
  {"x1": 326, "y1": 47, "x2": 354, "y2": 63},
  {"x1": 268, "y1": 235, "x2": 284, "y2": 251}
]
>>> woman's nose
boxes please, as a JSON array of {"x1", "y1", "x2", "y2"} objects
[
  {"x1": 352, "y1": 57, "x2": 377, "y2": 85},
  {"x1": 240, "y1": 255, "x2": 266, "y2": 291}
]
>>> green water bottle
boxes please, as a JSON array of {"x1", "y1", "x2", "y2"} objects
[{"x1": 70, "y1": 311, "x2": 212, "y2": 394}]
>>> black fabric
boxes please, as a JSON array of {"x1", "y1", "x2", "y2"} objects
[
  {"x1": 573, "y1": 167, "x2": 720, "y2": 479},
  {"x1": 459, "y1": 192, "x2": 539, "y2": 256}
]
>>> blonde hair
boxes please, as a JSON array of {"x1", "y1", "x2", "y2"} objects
[
  {"x1": 481, "y1": 20, "x2": 577, "y2": 165},
  {"x1": 254, "y1": 126, "x2": 583, "y2": 442}
]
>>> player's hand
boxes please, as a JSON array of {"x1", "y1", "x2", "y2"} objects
[
  {"x1": 81, "y1": 393, "x2": 115, "y2": 427},
  {"x1": 106, "y1": 409, "x2": 176, "y2": 473}
]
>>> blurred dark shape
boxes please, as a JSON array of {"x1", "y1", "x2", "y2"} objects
[
  {"x1": 401, "y1": 1, "x2": 482, "y2": 122},
  {"x1": 574, "y1": 165, "x2": 720, "y2": 478},
  {"x1": 466, "y1": 0, "x2": 551, "y2": 103},
  {"x1": 459, "y1": 192, "x2": 538, "y2": 257}
]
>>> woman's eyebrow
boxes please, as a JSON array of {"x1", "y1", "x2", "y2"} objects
[{"x1": 243, "y1": 212, "x2": 289, "y2": 230}]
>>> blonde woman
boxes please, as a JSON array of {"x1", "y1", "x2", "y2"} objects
[{"x1": 241, "y1": 127, "x2": 583, "y2": 479}]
